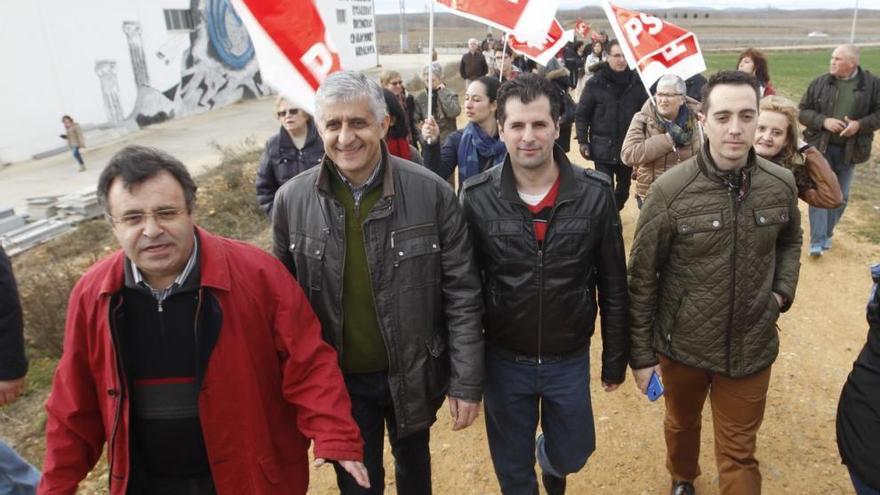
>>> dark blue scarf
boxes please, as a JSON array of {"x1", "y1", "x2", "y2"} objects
[{"x1": 457, "y1": 122, "x2": 506, "y2": 181}]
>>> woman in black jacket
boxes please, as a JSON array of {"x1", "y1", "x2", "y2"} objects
[{"x1": 255, "y1": 97, "x2": 324, "y2": 215}]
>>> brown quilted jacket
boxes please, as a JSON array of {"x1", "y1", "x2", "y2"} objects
[
  {"x1": 621, "y1": 97, "x2": 701, "y2": 199},
  {"x1": 628, "y1": 145, "x2": 802, "y2": 377}
]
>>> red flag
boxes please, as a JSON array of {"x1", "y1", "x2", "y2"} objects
[
  {"x1": 231, "y1": 0, "x2": 342, "y2": 115},
  {"x1": 433, "y1": 0, "x2": 557, "y2": 46},
  {"x1": 508, "y1": 19, "x2": 574, "y2": 66},
  {"x1": 575, "y1": 19, "x2": 591, "y2": 39},
  {"x1": 602, "y1": 1, "x2": 706, "y2": 89}
]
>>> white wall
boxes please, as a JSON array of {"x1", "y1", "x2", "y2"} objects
[{"x1": 0, "y1": 0, "x2": 262, "y2": 163}]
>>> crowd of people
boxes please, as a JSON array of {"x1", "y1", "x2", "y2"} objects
[{"x1": 1, "y1": 29, "x2": 879, "y2": 495}]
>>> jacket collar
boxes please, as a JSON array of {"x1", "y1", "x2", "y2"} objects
[
  {"x1": 696, "y1": 139, "x2": 757, "y2": 185},
  {"x1": 98, "y1": 227, "x2": 231, "y2": 298},
  {"x1": 277, "y1": 119, "x2": 319, "y2": 150},
  {"x1": 315, "y1": 142, "x2": 396, "y2": 199},
  {"x1": 498, "y1": 145, "x2": 579, "y2": 204}
]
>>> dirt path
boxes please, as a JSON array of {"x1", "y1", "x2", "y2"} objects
[{"x1": 304, "y1": 154, "x2": 879, "y2": 494}]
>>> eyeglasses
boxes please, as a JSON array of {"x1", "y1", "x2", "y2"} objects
[
  {"x1": 655, "y1": 93, "x2": 683, "y2": 99},
  {"x1": 277, "y1": 108, "x2": 300, "y2": 117},
  {"x1": 108, "y1": 208, "x2": 186, "y2": 227}
]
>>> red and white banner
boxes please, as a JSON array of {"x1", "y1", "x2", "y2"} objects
[
  {"x1": 230, "y1": 0, "x2": 342, "y2": 115},
  {"x1": 508, "y1": 19, "x2": 574, "y2": 66},
  {"x1": 433, "y1": 0, "x2": 558, "y2": 47},
  {"x1": 574, "y1": 19, "x2": 591, "y2": 40},
  {"x1": 602, "y1": 1, "x2": 706, "y2": 90}
]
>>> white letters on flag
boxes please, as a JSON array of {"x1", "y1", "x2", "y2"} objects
[
  {"x1": 433, "y1": 0, "x2": 557, "y2": 47},
  {"x1": 602, "y1": 1, "x2": 706, "y2": 89},
  {"x1": 508, "y1": 20, "x2": 574, "y2": 67},
  {"x1": 230, "y1": 0, "x2": 342, "y2": 115}
]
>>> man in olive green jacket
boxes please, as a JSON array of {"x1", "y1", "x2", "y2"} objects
[{"x1": 628, "y1": 72, "x2": 802, "y2": 495}]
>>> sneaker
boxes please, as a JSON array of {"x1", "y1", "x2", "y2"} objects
[
  {"x1": 809, "y1": 245, "x2": 823, "y2": 257},
  {"x1": 822, "y1": 238, "x2": 833, "y2": 250},
  {"x1": 671, "y1": 480, "x2": 695, "y2": 495},
  {"x1": 541, "y1": 473, "x2": 566, "y2": 495}
]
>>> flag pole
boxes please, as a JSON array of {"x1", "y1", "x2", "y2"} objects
[
  {"x1": 428, "y1": 0, "x2": 435, "y2": 126},
  {"x1": 499, "y1": 33, "x2": 508, "y2": 82}
]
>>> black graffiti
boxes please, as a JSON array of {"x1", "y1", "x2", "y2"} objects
[
  {"x1": 355, "y1": 45, "x2": 376, "y2": 56},
  {"x1": 350, "y1": 32, "x2": 374, "y2": 43}
]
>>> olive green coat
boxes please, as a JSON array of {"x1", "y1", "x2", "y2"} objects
[{"x1": 628, "y1": 145, "x2": 802, "y2": 377}]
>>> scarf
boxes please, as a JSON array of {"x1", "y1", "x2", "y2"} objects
[
  {"x1": 457, "y1": 122, "x2": 507, "y2": 182},
  {"x1": 654, "y1": 104, "x2": 694, "y2": 148}
]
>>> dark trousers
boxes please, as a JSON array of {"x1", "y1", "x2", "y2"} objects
[
  {"x1": 594, "y1": 161, "x2": 631, "y2": 210},
  {"x1": 484, "y1": 348, "x2": 595, "y2": 495},
  {"x1": 334, "y1": 372, "x2": 432, "y2": 494},
  {"x1": 556, "y1": 123, "x2": 573, "y2": 153}
]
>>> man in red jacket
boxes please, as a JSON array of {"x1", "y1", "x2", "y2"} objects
[{"x1": 39, "y1": 145, "x2": 368, "y2": 495}]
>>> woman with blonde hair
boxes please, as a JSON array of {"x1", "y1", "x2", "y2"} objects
[{"x1": 754, "y1": 95, "x2": 843, "y2": 212}]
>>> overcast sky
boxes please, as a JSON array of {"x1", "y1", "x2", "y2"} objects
[{"x1": 373, "y1": 0, "x2": 869, "y2": 14}]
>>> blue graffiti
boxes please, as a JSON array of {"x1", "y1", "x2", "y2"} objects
[{"x1": 206, "y1": 0, "x2": 255, "y2": 70}]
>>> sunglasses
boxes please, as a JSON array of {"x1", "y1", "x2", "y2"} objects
[{"x1": 277, "y1": 108, "x2": 300, "y2": 117}]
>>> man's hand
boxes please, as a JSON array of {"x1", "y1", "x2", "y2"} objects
[
  {"x1": 773, "y1": 291, "x2": 785, "y2": 309},
  {"x1": 823, "y1": 117, "x2": 847, "y2": 133},
  {"x1": 0, "y1": 377, "x2": 25, "y2": 407},
  {"x1": 631, "y1": 365, "x2": 661, "y2": 395},
  {"x1": 421, "y1": 117, "x2": 440, "y2": 144},
  {"x1": 314, "y1": 458, "x2": 370, "y2": 489},
  {"x1": 840, "y1": 116, "x2": 861, "y2": 138},
  {"x1": 601, "y1": 382, "x2": 620, "y2": 392},
  {"x1": 579, "y1": 143, "x2": 591, "y2": 160},
  {"x1": 448, "y1": 397, "x2": 480, "y2": 431}
]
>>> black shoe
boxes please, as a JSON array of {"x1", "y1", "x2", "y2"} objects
[
  {"x1": 541, "y1": 473, "x2": 566, "y2": 495},
  {"x1": 671, "y1": 480, "x2": 695, "y2": 495}
]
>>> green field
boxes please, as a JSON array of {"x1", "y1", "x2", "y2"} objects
[{"x1": 704, "y1": 47, "x2": 880, "y2": 101}]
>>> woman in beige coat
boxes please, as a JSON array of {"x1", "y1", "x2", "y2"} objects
[{"x1": 621, "y1": 74, "x2": 700, "y2": 207}]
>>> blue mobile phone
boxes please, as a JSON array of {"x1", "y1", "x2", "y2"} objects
[{"x1": 647, "y1": 371, "x2": 664, "y2": 401}]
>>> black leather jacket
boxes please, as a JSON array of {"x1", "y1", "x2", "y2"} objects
[
  {"x1": 460, "y1": 148, "x2": 630, "y2": 384},
  {"x1": 271, "y1": 146, "x2": 484, "y2": 437}
]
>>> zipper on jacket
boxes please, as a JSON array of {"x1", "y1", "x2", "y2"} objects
[
  {"x1": 193, "y1": 289, "x2": 203, "y2": 387},
  {"x1": 537, "y1": 248, "x2": 544, "y2": 364},
  {"x1": 532, "y1": 197, "x2": 573, "y2": 365},
  {"x1": 727, "y1": 190, "x2": 741, "y2": 375},
  {"x1": 107, "y1": 297, "x2": 129, "y2": 493}
]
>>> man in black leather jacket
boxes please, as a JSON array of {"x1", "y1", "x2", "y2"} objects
[
  {"x1": 461, "y1": 74, "x2": 629, "y2": 495},
  {"x1": 575, "y1": 40, "x2": 648, "y2": 210},
  {"x1": 272, "y1": 71, "x2": 484, "y2": 495}
]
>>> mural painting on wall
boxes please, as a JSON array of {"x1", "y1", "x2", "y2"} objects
[{"x1": 124, "y1": 0, "x2": 269, "y2": 127}]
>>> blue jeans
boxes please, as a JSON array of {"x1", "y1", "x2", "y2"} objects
[
  {"x1": 484, "y1": 348, "x2": 595, "y2": 495},
  {"x1": 333, "y1": 372, "x2": 432, "y2": 495},
  {"x1": 850, "y1": 467, "x2": 880, "y2": 495},
  {"x1": 71, "y1": 147, "x2": 84, "y2": 166},
  {"x1": 0, "y1": 441, "x2": 39, "y2": 495},
  {"x1": 808, "y1": 144, "x2": 855, "y2": 249}
]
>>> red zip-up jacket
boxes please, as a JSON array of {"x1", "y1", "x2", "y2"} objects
[{"x1": 39, "y1": 228, "x2": 363, "y2": 494}]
